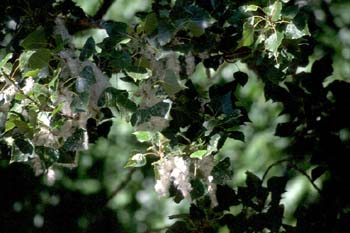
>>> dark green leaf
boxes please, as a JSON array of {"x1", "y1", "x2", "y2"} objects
[
  {"x1": 76, "y1": 66, "x2": 96, "y2": 93},
  {"x1": 166, "y1": 221, "x2": 190, "y2": 233},
  {"x1": 144, "y1": 13, "x2": 158, "y2": 35},
  {"x1": 227, "y1": 131, "x2": 245, "y2": 141},
  {"x1": 190, "y1": 179, "x2": 205, "y2": 199},
  {"x1": 131, "y1": 101, "x2": 171, "y2": 126},
  {"x1": 14, "y1": 138, "x2": 33, "y2": 155},
  {"x1": 311, "y1": 166, "x2": 327, "y2": 181},
  {"x1": 214, "y1": 185, "x2": 240, "y2": 211},
  {"x1": 267, "y1": 176, "x2": 288, "y2": 206},
  {"x1": 99, "y1": 87, "x2": 137, "y2": 112},
  {"x1": 234, "y1": 71, "x2": 248, "y2": 86},
  {"x1": 275, "y1": 122, "x2": 296, "y2": 137},
  {"x1": 28, "y1": 49, "x2": 51, "y2": 69},
  {"x1": 79, "y1": 37, "x2": 96, "y2": 61},
  {"x1": 71, "y1": 92, "x2": 90, "y2": 112},
  {"x1": 212, "y1": 157, "x2": 233, "y2": 184},
  {"x1": 190, "y1": 204, "x2": 205, "y2": 220},
  {"x1": 103, "y1": 21, "x2": 127, "y2": 38},
  {"x1": 36, "y1": 146, "x2": 59, "y2": 167},
  {"x1": 20, "y1": 27, "x2": 47, "y2": 49},
  {"x1": 62, "y1": 128, "x2": 86, "y2": 152},
  {"x1": 311, "y1": 54, "x2": 333, "y2": 82},
  {"x1": 245, "y1": 171, "x2": 262, "y2": 190}
]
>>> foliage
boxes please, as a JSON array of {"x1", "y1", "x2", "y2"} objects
[{"x1": 1, "y1": 0, "x2": 350, "y2": 232}]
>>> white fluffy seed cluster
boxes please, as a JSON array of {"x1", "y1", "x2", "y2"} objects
[
  {"x1": 196, "y1": 156, "x2": 218, "y2": 207},
  {"x1": 154, "y1": 156, "x2": 192, "y2": 198},
  {"x1": 154, "y1": 155, "x2": 218, "y2": 207}
]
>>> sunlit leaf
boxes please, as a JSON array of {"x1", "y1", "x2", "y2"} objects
[
  {"x1": 190, "y1": 150, "x2": 207, "y2": 159},
  {"x1": 0, "y1": 53, "x2": 13, "y2": 69},
  {"x1": 285, "y1": 22, "x2": 310, "y2": 39},
  {"x1": 268, "y1": 1, "x2": 282, "y2": 22},
  {"x1": 125, "y1": 66, "x2": 152, "y2": 81},
  {"x1": 133, "y1": 131, "x2": 153, "y2": 143},
  {"x1": 125, "y1": 153, "x2": 147, "y2": 168},
  {"x1": 242, "y1": 22, "x2": 254, "y2": 47},
  {"x1": 243, "y1": 5, "x2": 259, "y2": 12},
  {"x1": 24, "y1": 69, "x2": 40, "y2": 77},
  {"x1": 264, "y1": 31, "x2": 284, "y2": 54}
]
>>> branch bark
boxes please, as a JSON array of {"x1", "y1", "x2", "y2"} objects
[{"x1": 94, "y1": 0, "x2": 115, "y2": 20}]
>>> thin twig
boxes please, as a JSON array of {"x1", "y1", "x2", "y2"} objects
[
  {"x1": 292, "y1": 164, "x2": 322, "y2": 195},
  {"x1": 262, "y1": 158, "x2": 290, "y2": 182},
  {"x1": 262, "y1": 158, "x2": 322, "y2": 195},
  {"x1": 105, "y1": 167, "x2": 136, "y2": 206}
]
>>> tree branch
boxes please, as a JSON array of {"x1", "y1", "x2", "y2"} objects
[
  {"x1": 105, "y1": 167, "x2": 136, "y2": 206},
  {"x1": 262, "y1": 158, "x2": 290, "y2": 182},
  {"x1": 94, "y1": 0, "x2": 115, "y2": 20}
]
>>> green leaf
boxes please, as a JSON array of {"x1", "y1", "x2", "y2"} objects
[
  {"x1": 76, "y1": 66, "x2": 96, "y2": 93},
  {"x1": 212, "y1": 157, "x2": 233, "y2": 184},
  {"x1": 104, "y1": 21, "x2": 128, "y2": 38},
  {"x1": 207, "y1": 134, "x2": 224, "y2": 154},
  {"x1": 133, "y1": 131, "x2": 152, "y2": 143},
  {"x1": 186, "y1": 21, "x2": 205, "y2": 37},
  {"x1": 71, "y1": 92, "x2": 90, "y2": 112},
  {"x1": 285, "y1": 23, "x2": 310, "y2": 39},
  {"x1": 241, "y1": 22, "x2": 255, "y2": 47},
  {"x1": 28, "y1": 48, "x2": 51, "y2": 69},
  {"x1": 14, "y1": 138, "x2": 33, "y2": 155},
  {"x1": 267, "y1": 176, "x2": 288, "y2": 206},
  {"x1": 79, "y1": 37, "x2": 96, "y2": 61},
  {"x1": 131, "y1": 100, "x2": 172, "y2": 126},
  {"x1": 0, "y1": 53, "x2": 13, "y2": 69},
  {"x1": 190, "y1": 179, "x2": 205, "y2": 199},
  {"x1": 36, "y1": 146, "x2": 59, "y2": 166},
  {"x1": 125, "y1": 66, "x2": 152, "y2": 81},
  {"x1": 162, "y1": 69, "x2": 186, "y2": 96},
  {"x1": 190, "y1": 150, "x2": 208, "y2": 159},
  {"x1": 125, "y1": 153, "x2": 147, "y2": 168},
  {"x1": 20, "y1": 27, "x2": 47, "y2": 49},
  {"x1": 245, "y1": 171, "x2": 262, "y2": 190},
  {"x1": 99, "y1": 87, "x2": 137, "y2": 112},
  {"x1": 24, "y1": 69, "x2": 40, "y2": 77},
  {"x1": 52, "y1": 102, "x2": 65, "y2": 116},
  {"x1": 166, "y1": 221, "x2": 189, "y2": 233},
  {"x1": 269, "y1": 1, "x2": 283, "y2": 22},
  {"x1": 62, "y1": 128, "x2": 85, "y2": 151},
  {"x1": 264, "y1": 31, "x2": 284, "y2": 54},
  {"x1": 243, "y1": 5, "x2": 259, "y2": 12},
  {"x1": 144, "y1": 13, "x2": 158, "y2": 35},
  {"x1": 227, "y1": 131, "x2": 245, "y2": 141}
]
